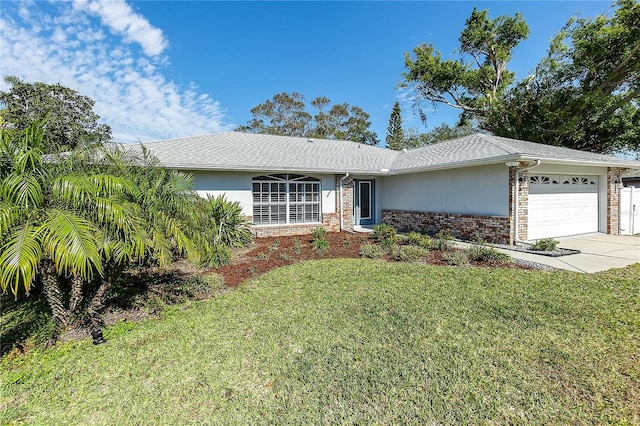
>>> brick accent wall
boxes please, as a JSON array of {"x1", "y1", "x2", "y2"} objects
[
  {"x1": 516, "y1": 170, "x2": 530, "y2": 241},
  {"x1": 337, "y1": 175, "x2": 354, "y2": 232},
  {"x1": 382, "y1": 209, "x2": 511, "y2": 244},
  {"x1": 607, "y1": 167, "x2": 624, "y2": 235},
  {"x1": 251, "y1": 213, "x2": 339, "y2": 237}
]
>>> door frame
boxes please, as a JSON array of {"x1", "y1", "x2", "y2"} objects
[{"x1": 354, "y1": 179, "x2": 375, "y2": 225}]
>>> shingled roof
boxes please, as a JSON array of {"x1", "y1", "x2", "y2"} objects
[{"x1": 140, "y1": 132, "x2": 640, "y2": 174}]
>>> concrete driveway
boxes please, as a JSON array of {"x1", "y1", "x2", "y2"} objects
[{"x1": 503, "y1": 233, "x2": 640, "y2": 273}]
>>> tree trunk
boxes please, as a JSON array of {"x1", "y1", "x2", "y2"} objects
[
  {"x1": 88, "y1": 263, "x2": 125, "y2": 316},
  {"x1": 41, "y1": 261, "x2": 70, "y2": 328},
  {"x1": 69, "y1": 275, "x2": 85, "y2": 316}
]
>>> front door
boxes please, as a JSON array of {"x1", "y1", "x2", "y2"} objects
[{"x1": 355, "y1": 180, "x2": 375, "y2": 225}]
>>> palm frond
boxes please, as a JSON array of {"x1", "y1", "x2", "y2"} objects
[
  {"x1": 0, "y1": 223, "x2": 43, "y2": 297},
  {"x1": 0, "y1": 203, "x2": 25, "y2": 237},
  {"x1": 42, "y1": 209, "x2": 102, "y2": 279},
  {"x1": 0, "y1": 172, "x2": 44, "y2": 209}
]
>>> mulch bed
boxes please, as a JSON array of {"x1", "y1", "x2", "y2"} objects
[{"x1": 211, "y1": 232, "x2": 532, "y2": 287}]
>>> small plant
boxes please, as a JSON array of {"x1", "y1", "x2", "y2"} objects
[
  {"x1": 433, "y1": 229, "x2": 455, "y2": 251},
  {"x1": 292, "y1": 237, "x2": 302, "y2": 255},
  {"x1": 248, "y1": 265, "x2": 257, "y2": 274},
  {"x1": 278, "y1": 253, "x2": 290, "y2": 261},
  {"x1": 406, "y1": 231, "x2": 432, "y2": 248},
  {"x1": 466, "y1": 245, "x2": 511, "y2": 263},
  {"x1": 358, "y1": 235, "x2": 369, "y2": 244},
  {"x1": 311, "y1": 227, "x2": 327, "y2": 241},
  {"x1": 256, "y1": 252, "x2": 268, "y2": 260},
  {"x1": 372, "y1": 224, "x2": 397, "y2": 243},
  {"x1": 359, "y1": 243, "x2": 384, "y2": 258},
  {"x1": 380, "y1": 236, "x2": 397, "y2": 249},
  {"x1": 390, "y1": 245, "x2": 429, "y2": 262},
  {"x1": 268, "y1": 239, "x2": 281, "y2": 252},
  {"x1": 342, "y1": 238, "x2": 351, "y2": 248},
  {"x1": 312, "y1": 238, "x2": 330, "y2": 255},
  {"x1": 443, "y1": 250, "x2": 470, "y2": 266},
  {"x1": 531, "y1": 238, "x2": 559, "y2": 252}
]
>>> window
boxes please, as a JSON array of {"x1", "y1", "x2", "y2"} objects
[{"x1": 252, "y1": 174, "x2": 321, "y2": 225}]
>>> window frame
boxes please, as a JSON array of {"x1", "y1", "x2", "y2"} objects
[{"x1": 252, "y1": 174, "x2": 322, "y2": 225}]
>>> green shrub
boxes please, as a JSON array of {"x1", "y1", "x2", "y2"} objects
[
  {"x1": 380, "y1": 236, "x2": 397, "y2": 249},
  {"x1": 406, "y1": 231, "x2": 432, "y2": 248},
  {"x1": 372, "y1": 224, "x2": 397, "y2": 243},
  {"x1": 312, "y1": 227, "x2": 327, "y2": 241},
  {"x1": 433, "y1": 230, "x2": 455, "y2": 251},
  {"x1": 531, "y1": 238, "x2": 559, "y2": 252},
  {"x1": 443, "y1": 250, "x2": 469, "y2": 266},
  {"x1": 359, "y1": 243, "x2": 384, "y2": 259},
  {"x1": 390, "y1": 245, "x2": 429, "y2": 262},
  {"x1": 278, "y1": 253, "x2": 290, "y2": 261},
  {"x1": 312, "y1": 238, "x2": 330, "y2": 255},
  {"x1": 292, "y1": 237, "x2": 302, "y2": 255},
  {"x1": 466, "y1": 245, "x2": 511, "y2": 263}
]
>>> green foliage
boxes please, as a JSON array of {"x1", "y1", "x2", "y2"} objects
[
  {"x1": 292, "y1": 238, "x2": 302, "y2": 255},
  {"x1": 402, "y1": 8, "x2": 529, "y2": 126},
  {"x1": 443, "y1": 250, "x2": 470, "y2": 266},
  {"x1": 433, "y1": 230, "x2": 455, "y2": 251},
  {"x1": 385, "y1": 101, "x2": 404, "y2": 150},
  {"x1": 372, "y1": 224, "x2": 397, "y2": 242},
  {"x1": 389, "y1": 245, "x2": 429, "y2": 262},
  {"x1": 236, "y1": 92, "x2": 379, "y2": 145},
  {"x1": 358, "y1": 243, "x2": 384, "y2": 259},
  {"x1": 0, "y1": 76, "x2": 111, "y2": 152},
  {"x1": 401, "y1": 123, "x2": 479, "y2": 150},
  {"x1": 311, "y1": 238, "x2": 329, "y2": 256},
  {"x1": 531, "y1": 238, "x2": 560, "y2": 252},
  {"x1": 311, "y1": 227, "x2": 327, "y2": 241},
  {"x1": 466, "y1": 245, "x2": 511, "y2": 263},
  {"x1": 406, "y1": 231, "x2": 432, "y2": 249},
  {"x1": 486, "y1": 0, "x2": 640, "y2": 154}
]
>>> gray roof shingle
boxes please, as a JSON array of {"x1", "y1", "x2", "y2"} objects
[{"x1": 139, "y1": 132, "x2": 640, "y2": 174}]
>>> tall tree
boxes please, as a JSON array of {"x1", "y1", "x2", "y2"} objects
[
  {"x1": 400, "y1": 123, "x2": 478, "y2": 150},
  {"x1": 0, "y1": 76, "x2": 111, "y2": 152},
  {"x1": 485, "y1": 0, "x2": 640, "y2": 153},
  {"x1": 237, "y1": 92, "x2": 379, "y2": 145},
  {"x1": 386, "y1": 101, "x2": 404, "y2": 150},
  {"x1": 402, "y1": 8, "x2": 529, "y2": 124}
]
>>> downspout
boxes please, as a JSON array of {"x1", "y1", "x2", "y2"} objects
[
  {"x1": 339, "y1": 173, "x2": 350, "y2": 232},
  {"x1": 512, "y1": 160, "x2": 541, "y2": 244}
]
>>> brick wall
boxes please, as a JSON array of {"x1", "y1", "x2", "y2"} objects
[
  {"x1": 338, "y1": 175, "x2": 354, "y2": 232},
  {"x1": 251, "y1": 213, "x2": 339, "y2": 237},
  {"x1": 516, "y1": 170, "x2": 530, "y2": 241},
  {"x1": 607, "y1": 167, "x2": 624, "y2": 235},
  {"x1": 382, "y1": 209, "x2": 511, "y2": 244}
]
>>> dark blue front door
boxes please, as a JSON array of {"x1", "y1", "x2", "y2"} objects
[{"x1": 355, "y1": 180, "x2": 375, "y2": 225}]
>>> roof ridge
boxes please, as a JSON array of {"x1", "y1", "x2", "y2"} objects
[{"x1": 475, "y1": 133, "x2": 516, "y2": 156}]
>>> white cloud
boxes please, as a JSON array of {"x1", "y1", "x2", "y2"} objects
[
  {"x1": 73, "y1": 0, "x2": 167, "y2": 57},
  {"x1": 0, "y1": 1, "x2": 232, "y2": 143}
]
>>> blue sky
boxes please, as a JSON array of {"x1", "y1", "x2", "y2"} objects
[{"x1": 0, "y1": 1, "x2": 615, "y2": 144}]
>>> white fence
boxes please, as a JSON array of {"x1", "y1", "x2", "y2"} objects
[{"x1": 620, "y1": 187, "x2": 640, "y2": 235}]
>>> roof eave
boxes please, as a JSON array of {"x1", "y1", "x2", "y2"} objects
[{"x1": 160, "y1": 163, "x2": 390, "y2": 175}]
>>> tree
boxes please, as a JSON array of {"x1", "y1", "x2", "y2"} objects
[
  {"x1": 0, "y1": 76, "x2": 112, "y2": 152},
  {"x1": 401, "y1": 123, "x2": 478, "y2": 150},
  {"x1": 402, "y1": 8, "x2": 529, "y2": 124},
  {"x1": 0, "y1": 122, "x2": 250, "y2": 332},
  {"x1": 386, "y1": 101, "x2": 404, "y2": 150},
  {"x1": 485, "y1": 0, "x2": 640, "y2": 153},
  {"x1": 237, "y1": 92, "x2": 379, "y2": 145}
]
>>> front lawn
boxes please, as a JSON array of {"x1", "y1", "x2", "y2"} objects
[{"x1": 2, "y1": 260, "x2": 639, "y2": 424}]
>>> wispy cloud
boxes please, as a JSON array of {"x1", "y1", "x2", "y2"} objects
[{"x1": 0, "y1": 0, "x2": 232, "y2": 143}]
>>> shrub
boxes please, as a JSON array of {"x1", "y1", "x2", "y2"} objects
[
  {"x1": 291, "y1": 238, "x2": 302, "y2": 255},
  {"x1": 312, "y1": 227, "x2": 327, "y2": 241},
  {"x1": 359, "y1": 243, "x2": 384, "y2": 259},
  {"x1": 443, "y1": 251, "x2": 469, "y2": 266},
  {"x1": 312, "y1": 238, "x2": 330, "y2": 255},
  {"x1": 433, "y1": 230, "x2": 455, "y2": 251},
  {"x1": 531, "y1": 238, "x2": 559, "y2": 252},
  {"x1": 390, "y1": 245, "x2": 429, "y2": 262},
  {"x1": 406, "y1": 231, "x2": 432, "y2": 248},
  {"x1": 278, "y1": 253, "x2": 290, "y2": 261},
  {"x1": 381, "y1": 236, "x2": 397, "y2": 249},
  {"x1": 372, "y1": 224, "x2": 397, "y2": 243},
  {"x1": 466, "y1": 245, "x2": 511, "y2": 263}
]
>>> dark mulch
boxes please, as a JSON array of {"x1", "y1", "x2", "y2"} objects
[{"x1": 211, "y1": 232, "x2": 532, "y2": 287}]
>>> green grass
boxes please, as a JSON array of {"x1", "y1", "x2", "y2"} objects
[{"x1": 2, "y1": 260, "x2": 639, "y2": 424}]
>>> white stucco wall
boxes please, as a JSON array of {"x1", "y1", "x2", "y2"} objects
[
  {"x1": 381, "y1": 164, "x2": 510, "y2": 216},
  {"x1": 191, "y1": 171, "x2": 336, "y2": 217}
]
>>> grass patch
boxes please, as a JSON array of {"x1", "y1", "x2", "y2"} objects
[{"x1": 2, "y1": 261, "x2": 639, "y2": 424}]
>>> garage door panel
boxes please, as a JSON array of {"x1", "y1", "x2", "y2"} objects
[{"x1": 527, "y1": 175, "x2": 598, "y2": 240}]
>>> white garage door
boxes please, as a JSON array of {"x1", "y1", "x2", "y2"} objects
[{"x1": 528, "y1": 175, "x2": 599, "y2": 240}]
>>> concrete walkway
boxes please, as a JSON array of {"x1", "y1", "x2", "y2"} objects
[{"x1": 458, "y1": 233, "x2": 640, "y2": 273}]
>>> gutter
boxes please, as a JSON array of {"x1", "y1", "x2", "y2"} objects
[{"x1": 510, "y1": 160, "x2": 541, "y2": 244}]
